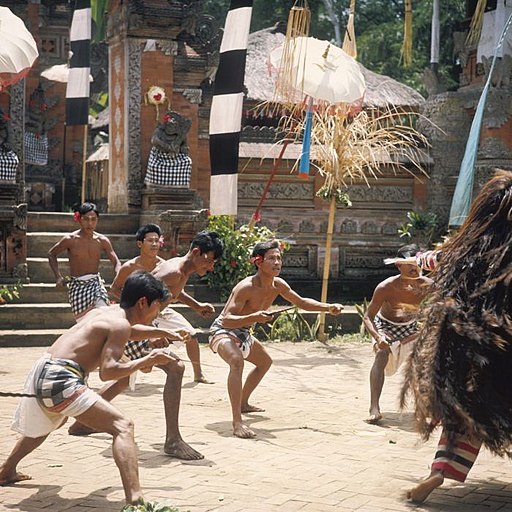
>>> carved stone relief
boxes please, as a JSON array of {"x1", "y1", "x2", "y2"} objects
[
  {"x1": 128, "y1": 39, "x2": 143, "y2": 207},
  {"x1": 361, "y1": 221, "x2": 379, "y2": 235},
  {"x1": 341, "y1": 219, "x2": 358, "y2": 234},
  {"x1": 299, "y1": 219, "x2": 316, "y2": 233},
  {"x1": 238, "y1": 181, "x2": 314, "y2": 201},
  {"x1": 347, "y1": 185, "x2": 413, "y2": 203}
]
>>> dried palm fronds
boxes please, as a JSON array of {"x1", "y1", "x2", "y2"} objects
[{"x1": 285, "y1": 105, "x2": 429, "y2": 194}]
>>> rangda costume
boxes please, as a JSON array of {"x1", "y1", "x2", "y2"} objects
[
  {"x1": 403, "y1": 245, "x2": 512, "y2": 483},
  {"x1": 68, "y1": 273, "x2": 109, "y2": 318},
  {"x1": 12, "y1": 354, "x2": 99, "y2": 438},
  {"x1": 209, "y1": 316, "x2": 255, "y2": 359}
]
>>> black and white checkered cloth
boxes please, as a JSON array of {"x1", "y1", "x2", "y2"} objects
[
  {"x1": 374, "y1": 314, "x2": 418, "y2": 344},
  {"x1": 124, "y1": 340, "x2": 150, "y2": 360},
  {"x1": 68, "y1": 274, "x2": 109, "y2": 317},
  {"x1": 24, "y1": 132, "x2": 48, "y2": 166},
  {"x1": 0, "y1": 149, "x2": 18, "y2": 181},
  {"x1": 145, "y1": 147, "x2": 192, "y2": 186}
]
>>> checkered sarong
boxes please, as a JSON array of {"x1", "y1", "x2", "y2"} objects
[
  {"x1": 0, "y1": 149, "x2": 19, "y2": 180},
  {"x1": 68, "y1": 274, "x2": 109, "y2": 318},
  {"x1": 24, "y1": 132, "x2": 48, "y2": 166},
  {"x1": 124, "y1": 340, "x2": 151, "y2": 360},
  {"x1": 145, "y1": 147, "x2": 192, "y2": 186},
  {"x1": 374, "y1": 314, "x2": 417, "y2": 344}
]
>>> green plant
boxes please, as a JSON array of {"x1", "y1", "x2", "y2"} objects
[
  {"x1": 398, "y1": 210, "x2": 438, "y2": 246},
  {"x1": 121, "y1": 498, "x2": 181, "y2": 512},
  {"x1": 354, "y1": 299, "x2": 370, "y2": 339},
  {"x1": 0, "y1": 282, "x2": 22, "y2": 305},
  {"x1": 205, "y1": 215, "x2": 286, "y2": 301},
  {"x1": 256, "y1": 307, "x2": 319, "y2": 342}
]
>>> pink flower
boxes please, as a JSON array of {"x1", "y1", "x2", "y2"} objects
[
  {"x1": 73, "y1": 211, "x2": 81, "y2": 222},
  {"x1": 250, "y1": 255, "x2": 263, "y2": 264},
  {"x1": 162, "y1": 114, "x2": 170, "y2": 123},
  {"x1": 230, "y1": 260, "x2": 237, "y2": 268}
]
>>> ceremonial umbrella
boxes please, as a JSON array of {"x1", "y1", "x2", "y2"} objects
[
  {"x1": 0, "y1": 6, "x2": 39, "y2": 91},
  {"x1": 269, "y1": 36, "x2": 365, "y2": 177}
]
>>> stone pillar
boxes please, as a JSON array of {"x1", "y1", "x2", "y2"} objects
[{"x1": 106, "y1": 2, "x2": 130, "y2": 213}]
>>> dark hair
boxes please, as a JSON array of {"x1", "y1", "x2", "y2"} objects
[
  {"x1": 191, "y1": 230, "x2": 224, "y2": 259},
  {"x1": 251, "y1": 240, "x2": 280, "y2": 260},
  {"x1": 397, "y1": 244, "x2": 420, "y2": 259},
  {"x1": 136, "y1": 223, "x2": 162, "y2": 242},
  {"x1": 76, "y1": 202, "x2": 99, "y2": 217},
  {"x1": 120, "y1": 270, "x2": 170, "y2": 309}
]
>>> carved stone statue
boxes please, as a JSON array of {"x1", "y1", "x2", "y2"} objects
[
  {"x1": 24, "y1": 85, "x2": 49, "y2": 166},
  {"x1": 0, "y1": 108, "x2": 13, "y2": 152},
  {"x1": 0, "y1": 108, "x2": 19, "y2": 181},
  {"x1": 145, "y1": 111, "x2": 193, "y2": 187},
  {"x1": 151, "y1": 111, "x2": 192, "y2": 156}
]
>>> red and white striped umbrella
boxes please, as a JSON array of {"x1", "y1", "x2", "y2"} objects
[{"x1": 0, "y1": 6, "x2": 39, "y2": 91}]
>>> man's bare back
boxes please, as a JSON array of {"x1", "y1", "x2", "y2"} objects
[
  {"x1": 49, "y1": 306, "x2": 131, "y2": 373},
  {"x1": 152, "y1": 257, "x2": 189, "y2": 299}
]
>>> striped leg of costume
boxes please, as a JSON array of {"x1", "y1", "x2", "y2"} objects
[{"x1": 431, "y1": 430, "x2": 482, "y2": 482}]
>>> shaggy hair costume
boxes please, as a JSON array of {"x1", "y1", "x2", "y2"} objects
[{"x1": 401, "y1": 169, "x2": 512, "y2": 456}]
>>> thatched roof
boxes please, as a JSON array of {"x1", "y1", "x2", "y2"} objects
[{"x1": 245, "y1": 26, "x2": 425, "y2": 110}]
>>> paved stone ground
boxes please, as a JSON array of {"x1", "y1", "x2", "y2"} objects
[{"x1": 1, "y1": 341, "x2": 512, "y2": 512}]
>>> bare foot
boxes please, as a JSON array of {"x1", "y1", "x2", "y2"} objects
[
  {"x1": 364, "y1": 413, "x2": 383, "y2": 425},
  {"x1": 194, "y1": 376, "x2": 214, "y2": 384},
  {"x1": 407, "y1": 473, "x2": 444, "y2": 503},
  {"x1": 0, "y1": 471, "x2": 32, "y2": 486},
  {"x1": 241, "y1": 404, "x2": 265, "y2": 413},
  {"x1": 68, "y1": 422, "x2": 97, "y2": 436},
  {"x1": 233, "y1": 423, "x2": 256, "y2": 438},
  {"x1": 164, "y1": 439, "x2": 204, "y2": 460}
]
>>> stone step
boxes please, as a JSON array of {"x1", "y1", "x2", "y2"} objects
[
  {"x1": 0, "y1": 328, "x2": 210, "y2": 348},
  {"x1": 28, "y1": 257, "x2": 118, "y2": 284},
  {"x1": 28, "y1": 212, "x2": 140, "y2": 234},
  {"x1": 0, "y1": 329, "x2": 67, "y2": 347},
  {"x1": 0, "y1": 302, "x2": 227, "y2": 330},
  {"x1": 28, "y1": 232, "x2": 140, "y2": 260},
  {"x1": 0, "y1": 301, "x2": 360, "y2": 343},
  {"x1": 12, "y1": 282, "x2": 198, "y2": 304}
]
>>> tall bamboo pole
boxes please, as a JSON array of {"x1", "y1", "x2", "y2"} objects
[{"x1": 318, "y1": 194, "x2": 336, "y2": 341}]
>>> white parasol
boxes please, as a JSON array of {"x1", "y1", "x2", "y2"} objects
[
  {"x1": 0, "y1": 6, "x2": 39, "y2": 91},
  {"x1": 270, "y1": 36, "x2": 366, "y2": 106}
]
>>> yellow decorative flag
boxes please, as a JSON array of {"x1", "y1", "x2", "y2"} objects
[
  {"x1": 342, "y1": 0, "x2": 357, "y2": 58},
  {"x1": 401, "y1": 0, "x2": 413, "y2": 67}
]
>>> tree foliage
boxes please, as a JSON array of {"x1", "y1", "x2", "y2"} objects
[{"x1": 203, "y1": 0, "x2": 466, "y2": 94}]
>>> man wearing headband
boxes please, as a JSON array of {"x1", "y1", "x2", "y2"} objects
[{"x1": 363, "y1": 244, "x2": 432, "y2": 424}]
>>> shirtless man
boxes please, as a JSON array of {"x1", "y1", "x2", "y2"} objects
[
  {"x1": 152, "y1": 229, "x2": 225, "y2": 384},
  {"x1": 48, "y1": 202, "x2": 121, "y2": 321},
  {"x1": 209, "y1": 240, "x2": 343, "y2": 439},
  {"x1": 0, "y1": 271, "x2": 181, "y2": 507},
  {"x1": 363, "y1": 244, "x2": 432, "y2": 424},
  {"x1": 68, "y1": 225, "x2": 206, "y2": 460}
]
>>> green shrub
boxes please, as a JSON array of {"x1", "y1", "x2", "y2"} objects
[
  {"x1": 0, "y1": 282, "x2": 22, "y2": 305},
  {"x1": 205, "y1": 216, "x2": 286, "y2": 301}
]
